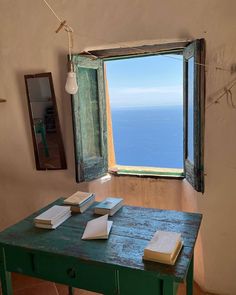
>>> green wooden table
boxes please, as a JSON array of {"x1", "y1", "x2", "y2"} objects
[{"x1": 0, "y1": 198, "x2": 202, "y2": 295}]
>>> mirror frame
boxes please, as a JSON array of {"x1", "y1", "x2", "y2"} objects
[{"x1": 24, "y1": 72, "x2": 67, "y2": 170}]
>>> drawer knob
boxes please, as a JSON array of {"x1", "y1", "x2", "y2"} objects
[{"x1": 67, "y1": 267, "x2": 76, "y2": 278}]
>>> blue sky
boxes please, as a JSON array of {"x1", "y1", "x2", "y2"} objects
[{"x1": 105, "y1": 54, "x2": 183, "y2": 108}]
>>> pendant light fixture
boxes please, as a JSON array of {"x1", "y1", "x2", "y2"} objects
[
  {"x1": 63, "y1": 25, "x2": 78, "y2": 95},
  {"x1": 42, "y1": 0, "x2": 78, "y2": 95},
  {"x1": 65, "y1": 65, "x2": 78, "y2": 95}
]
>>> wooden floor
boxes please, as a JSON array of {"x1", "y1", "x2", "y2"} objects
[{"x1": 0, "y1": 273, "x2": 211, "y2": 295}]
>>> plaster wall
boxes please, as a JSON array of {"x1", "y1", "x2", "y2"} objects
[{"x1": 0, "y1": 1, "x2": 236, "y2": 294}]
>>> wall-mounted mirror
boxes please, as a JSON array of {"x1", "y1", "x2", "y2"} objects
[{"x1": 24, "y1": 72, "x2": 67, "y2": 170}]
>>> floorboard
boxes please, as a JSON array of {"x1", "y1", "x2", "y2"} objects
[{"x1": 0, "y1": 273, "x2": 217, "y2": 295}]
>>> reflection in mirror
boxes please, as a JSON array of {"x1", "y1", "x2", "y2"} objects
[{"x1": 24, "y1": 73, "x2": 67, "y2": 170}]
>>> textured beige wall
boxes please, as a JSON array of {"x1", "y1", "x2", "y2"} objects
[{"x1": 0, "y1": 0, "x2": 236, "y2": 294}]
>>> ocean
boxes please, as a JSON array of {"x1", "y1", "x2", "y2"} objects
[{"x1": 111, "y1": 105, "x2": 183, "y2": 169}]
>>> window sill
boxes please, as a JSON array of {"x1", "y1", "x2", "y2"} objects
[{"x1": 109, "y1": 165, "x2": 184, "y2": 179}]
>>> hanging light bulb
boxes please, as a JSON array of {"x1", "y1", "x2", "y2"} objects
[
  {"x1": 65, "y1": 62, "x2": 78, "y2": 94},
  {"x1": 64, "y1": 24, "x2": 78, "y2": 96},
  {"x1": 65, "y1": 71, "x2": 78, "y2": 94}
]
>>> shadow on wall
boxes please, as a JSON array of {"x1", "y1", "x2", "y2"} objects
[
  {"x1": 88, "y1": 175, "x2": 183, "y2": 211},
  {"x1": 181, "y1": 180, "x2": 206, "y2": 291}
]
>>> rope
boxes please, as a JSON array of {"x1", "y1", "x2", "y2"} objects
[
  {"x1": 42, "y1": 0, "x2": 233, "y2": 73},
  {"x1": 43, "y1": 0, "x2": 62, "y2": 23},
  {"x1": 43, "y1": 0, "x2": 74, "y2": 61}
]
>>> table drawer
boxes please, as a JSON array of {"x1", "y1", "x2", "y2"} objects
[
  {"x1": 35, "y1": 253, "x2": 117, "y2": 294},
  {"x1": 118, "y1": 269, "x2": 162, "y2": 295},
  {"x1": 4, "y1": 246, "x2": 117, "y2": 294},
  {"x1": 5, "y1": 247, "x2": 35, "y2": 276}
]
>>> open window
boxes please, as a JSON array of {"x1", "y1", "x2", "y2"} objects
[{"x1": 71, "y1": 39, "x2": 205, "y2": 192}]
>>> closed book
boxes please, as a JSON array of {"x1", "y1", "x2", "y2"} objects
[
  {"x1": 34, "y1": 205, "x2": 71, "y2": 225},
  {"x1": 35, "y1": 211, "x2": 71, "y2": 229},
  {"x1": 64, "y1": 191, "x2": 94, "y2": 206},
  {"x1": 71, "y1": 195, "x2": 95, "y2": 213},
  {"x1": 143, "y1": 231, "x2": 183, "y2": 265},
  {"x1": 94, "y1": 197, "x2": 123, "y2": 216}
]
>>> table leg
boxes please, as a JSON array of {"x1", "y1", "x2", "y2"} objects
[
  {"x1": 163, "y1": 278, "x2": 175, "y2": 295},
  {"x1": 68, "y1": 286, "x2": 74, "y2": 295},
  {"x1": 186, "y1": 254, "x2": 194, "y2": 295},
  {"x1": 0, "y1": 247, "x2": 13, "y2": 295}
]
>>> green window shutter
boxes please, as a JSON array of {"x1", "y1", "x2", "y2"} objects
[
  {"x1": 71, "y1": 55, "x2": 108, "y2": 182},
  {"x1": 183, "y1": 39, "x2": 205, "y2": 192}
]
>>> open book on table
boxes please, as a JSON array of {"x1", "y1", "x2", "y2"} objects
[{"x1": 82, "y1": 214, "x2": 113, "y2": 240}]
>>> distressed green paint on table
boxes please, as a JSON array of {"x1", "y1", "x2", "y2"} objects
[{"x1": 0, "y1": 198, "x2": 202, "y2": 295}]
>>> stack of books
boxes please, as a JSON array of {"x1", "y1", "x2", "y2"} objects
[
  {"x1": 63, "y1": 191, "x2": 95, "y2": 213},
  {"x1": 34, "y1": 205, "x2": 71, "y2": 229},
  {"x1": 94, "y1": 197, "x2": 123, "y2": 216},
  {"x1": 143, "y1": 230, "x2": 183, "y2": 265}
]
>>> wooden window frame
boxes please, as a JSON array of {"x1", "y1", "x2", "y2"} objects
[
  {"x1": 71, "y1": 40, "x2": 205, "y2": 192},
  {"x1": 71, "y1": 56, "x2": 108, "y2": 182},
  {"x1": 183, "y1": 40, "x2": 205, "y2": 192}
]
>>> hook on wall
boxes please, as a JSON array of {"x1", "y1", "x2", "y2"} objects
[
  {"x1": 226, "y1": 88, "x2": 235, "y2": 109},
  {"x1": 206, "y1": 78, "x2": 236, "y2": 110}
]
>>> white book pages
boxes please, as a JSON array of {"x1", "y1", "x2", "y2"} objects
[
  {"x1": 82, "y1": 214, "x2": 113, "y2": 240},
  {"x1": 34, "y1": 205, "x2": 71, "y2": 224},
  {"x1": 64, "y1": 191, "x2": 93, "y2": 205},
  {"x1": 71, "y1": 196, "x2": 95, "y2": 213},
  {"x1": 145, "y1": 231, "x2": 181, "y2": 255},
  {"x1": 35, "y1": 212, "x2": 71, "y2": 229}
]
